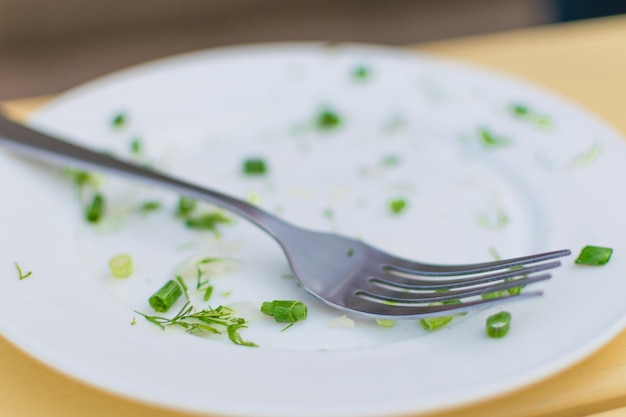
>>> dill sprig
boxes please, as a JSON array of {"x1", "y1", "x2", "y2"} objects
[{"x1": 136, "y1": 302, "x2": 257, "y2": 347}]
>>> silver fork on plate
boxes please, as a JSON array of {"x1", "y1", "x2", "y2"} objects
[{"x1": 0, "y1": 114, "x2": 570, "y2": 318}]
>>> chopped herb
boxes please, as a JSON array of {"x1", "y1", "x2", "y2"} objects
[
  {"x1": 420, "y1": 315, "x2": 453, "y2": 331},
  {"x1": 246, "y1": 191, "x2": 261, "y2": 205},
  {"x1": 347, "y1": 248, "x2": 355, "y2": 257},
  {"x1": 109, "y1": 254, "x2": 134, "y2": 278},
  {"x1": 176, "y1": 197, "x2": 197, "y2": 218},
  {"x1": 130, "y1": 317, "x2": 137, "y2": 325},
  {"x1": 149, "y1": 279, "x2": 183, "y2": 313},
  {"x1": 185, "y1": 212, "x2": 232, "y2": 231},
  {"x1": 261, "y1": 300, "x2": 307, "y2": 323},
  {"x1": 481, "y1": 290, "x2": 506, "y2": 300},
  {"x1": 511, "y1": 104, "x2": 529, "y2": 116},
  {"x1": 328, "y1": 315, "x2": 355, "y2": 328},
  {"x1": 477, "y1": 208, "x2": 509, "y2": 229},
  {"x1": 479, "y1": 128, "x2": 510, "y2": 148},
  {"x1": 376, "y1": 319, "x2": 395, "y2": 328},
  {"x1": 486, "y1": 311, "x2": 511, "y2": 338},
  {"x1": 130, "y1": 138, "x2": 142, "y2": 155},
  {"x1": 137, "y1": 302, "x2": 257, "y2": 347},
  {"x1": 316, "y1": 108, "x2": 342, "y2": 130},
  {"x1": 15, "y1": 262, "x2": 32, "y2": 280},
  {"x1": 175, "y1": 275, "x2": 190, "y2": 301},
  {"x1": 352, "y1": 65, "x2": 371, "y2": 80},
  {"x1": 243, "y1": 158, "x2": 267, "y2": 176},
  {"x1": 112, "y1": 112, "x2": 127, "y2": 129},
  {"x1": 488, "y1": 247, "x2": 524, "y2": 296},
  {"x1": 509, "y1": 103, "x2": 552, "y2": 127},
  {"x1": 570, "y1": 143, "x2": 602, "y2": 168},
  {"x1": 137, "y1": 200, "x2": 162, "y2": 215},
  {"x1": 220, "y1": 290, "x2": 233, "y2": 298},
  {"x1": 65, "y1": 168, "x2": 100, "y2": 189},
  {"x1": 381, "y1": 155, "x2": 401, "y2": 167},
  {"x1": 388, "y1": 198, "x2": 408, "y2": 215},
  {"x1": 575, "y1": 245, "x2": 613, "y2": 266},
  {"x1": 85, "y1": 193, "x2": 105, "y2": 223},
  {"x1": 203, "y1": 285, "x2": 214, "y2": 302}
]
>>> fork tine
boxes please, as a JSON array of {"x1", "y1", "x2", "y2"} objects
[
  {"x1": 377, "y1": 261, "x2": 560, "y2": 290},
  {"x1": 359, "y1": 273, "x2": 550, "y2": 303},
  {"x1": 347, "y1": 290, "x2": 543, "y2": 319},
  {"x1": 384, "y1": 248, "x2": 571, "y2": 277}
]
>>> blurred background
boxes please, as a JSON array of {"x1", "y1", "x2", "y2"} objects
[{"x1": 0, "y1": 0, "x2": 625, "y2": 101}]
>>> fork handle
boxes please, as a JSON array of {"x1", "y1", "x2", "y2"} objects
[{"x1": 0, "y1": 114, "x2": 294, "y2": 239}]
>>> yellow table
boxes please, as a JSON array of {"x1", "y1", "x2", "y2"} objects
[{"x1": 3, "y1": 15, "x2": 626, "y2": 417}]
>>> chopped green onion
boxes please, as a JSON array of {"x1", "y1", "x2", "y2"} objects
[
  {"x1": 149, "y1": 279, "x2": 183, "y2": 312},
  {"x1": 137, "y1": 200, "x2": 162, "y2": 215},
  {"x1": 388, "y1": 198, "x2": 408, "y2": 215},
  {"x1": 130, "y1": 138, "x2": 142, "y2": 155},
  {"x1": 109, "y1": 254, "x2": 134, "y2": 278},
  {"x1": 242, "y1": 158, "x2": 267, "y2": 176},
  {"x1": 85, "y1": 193, "x2": 105, "y2": 223},
  {"x1": 479, "y1": 128, "x2": 510, "y2": 148},
  {"x1": 185, "y1": 212, "x2": 232, "y2": 231},
  {"x1": 246, "y1": 191, "x2": 261, "y2": 205},
  {"x1": 65, "y1": 168, "x2": 100, "y2": 189},
  {"x1": 376, "y1": 319, "x2": 395, "y2": 328},
  {"x1": 486, "y1": 311, "x2": 511, "y2": 338},
  {"x1": 261, "y1": 300, "x2": 307, "y2": 323},
  {"x1": 570, "y1": 143, "x2": 602, "y2": 168},
  {"x1": 15, "y1": 262, "x2": 32, "y2": 280},
  {"x1": 381, "y1": 155, "x2": 401, "y2": 167},
  {"x1": 575, "y1": 245, "x2": 613, "y2": 266},
  {"x1": 420, "y1": 315, "x2": 453, "y2": 331},
  {"x1": 353, "y1": 66, "x2": 371, "y2": 80},
  {"x1": 347, "y1": 248, "x2": 355, "y2": 257},
  {"x1": 511, "y1": 104, "x2": 529, "y2": 116},
  {"x1": 112, "y1": 112, "x2": 127, "y2": 129},
  {"x1": 176, "y1": 197, "x2": 197, "y2": 218},
  {"x1": 316, "y1": 108, "x2": 342, "y2": 130}
]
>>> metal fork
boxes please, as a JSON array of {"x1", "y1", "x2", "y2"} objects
[{"x1": 0, "y1": 114, "x2": 570, "y2": 318}]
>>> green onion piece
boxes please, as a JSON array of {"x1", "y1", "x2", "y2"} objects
[
  {"x1": 353, "y1": 66, "x2": 370, "y2": 80},
  {"x1": 486, "y1": 311, "x2": 512, "y2": 338},
  {"x1": 149, "y1": 280, "x2": 183, "y2": 312},
  {"x1": 575, "y1": 245, "x2": 613, "y2": 266},
  {"x1": 511, "y1": 104, "x2": 529, "y2": 117},
  {"x1": 376, "y1": 319, "x2": 395, "y2": 328},
  {"x1": 130, "y1": 138, "x2": 142, "y2": 155},
  {"x1": 479, "y1": 128, "x2": 510, "y2": 148},
  {"x1": 176, "y1": 197, "x2": 197, "y2": 218},
  {"x1": 185, "y1": 212, "x2": 232, "y2": 231},
  {"x1": 109, "y1": 254, "x2": 134, "y2": 278},
  {"x1": 381, "y1": 155, "x2": 401, "y2": 167},
  {"x1": 388, "y1": 198, "x2": 407, "y2": 215},
  {"x1": 85, "y1": 193, "x2": 105, "y2": 223},
  {"x1": 15, "y1": 262, "x2": 32, "y2": 280},
  {"x1": 242, "y1": 158, "x2": 267, "y2": 176},
  {"x1": 347, "y1": 248, "x2": 355, "y2": 257},
  {"x1": 316, "y1": 109, "x2": 342, "y2": 130},
  {"x1": 261, "y1": 300, "x2": 307, "y2": 323},
  {"x1": 65, "y1": 168, "x2": 100, "y2": 189},
  {"x1": 137, "y1": 200, "x2": 161, "y2": 215},
  {"x1": 112, "y1": 112, "x2": 127, "y2": 129},
  {"x1": 420, "y1": 315, "x2": 453, "y2": 331}
]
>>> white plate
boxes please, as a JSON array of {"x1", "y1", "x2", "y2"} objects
[{"x1": 2, "y1": 43, "x2": 626, "y2": 417}]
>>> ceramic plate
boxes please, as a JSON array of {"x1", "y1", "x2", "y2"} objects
[{"x1": 2, "y1": 43, "x2": 626, "y2": 417}]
